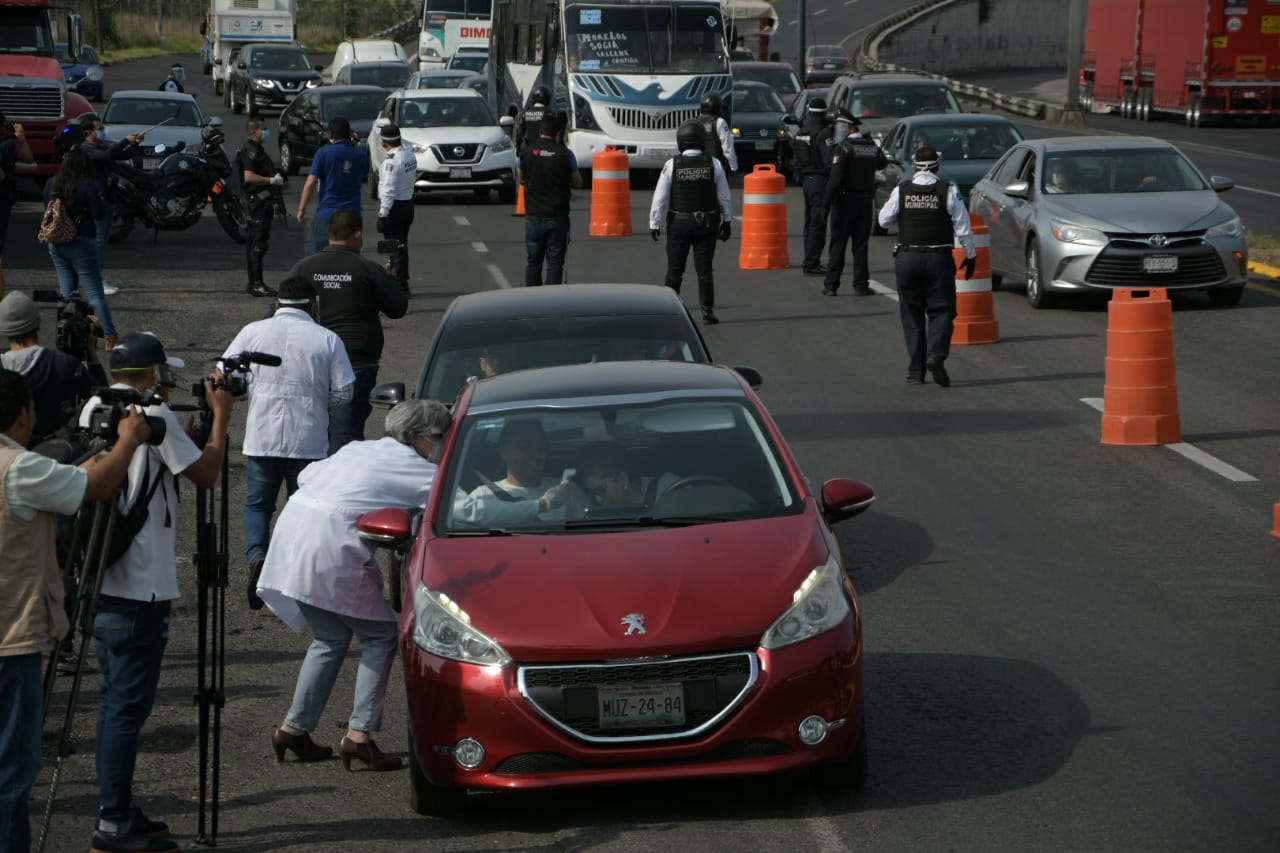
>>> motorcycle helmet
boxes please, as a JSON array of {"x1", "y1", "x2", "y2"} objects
[
  {"x1": 201, "y1": 123, "x2": 225, "y2": 146},
  {"x1": 699, "y1": 91, "x2": 723, "y2": 117},
  {"x1": 533, "y1": 85, "x2": 551, "y2": 106},
  {"x1": 676, "y1": 120, "x2": 707, "y2": 152}
]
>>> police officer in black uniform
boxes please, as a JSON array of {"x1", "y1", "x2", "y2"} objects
[
  {"x1": 515, "y1": 85, "x2": 551, "y2": 157},
  {"x1": 648, "y1": 121, "x2": 733, "y2": 325},
  {"x1": 697, "y1": 91, "x2": 737, "y2": 179},
  {"x1": 790, "y1": 97, "x2": 835, "y2": 275},
  {"x1": 237, "y1": 116, "x2": 282, "y2": 297},
  {"x1": 822, "y1": 110, "x2": 886, "y2": 297}
]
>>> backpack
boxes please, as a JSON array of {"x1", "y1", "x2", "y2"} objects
[
  {"x1": 38, "y1": 196, "x2": 78, "y2": 245},
  {"x1": 104, "y1": 452, "x2": 165, "y2": 567}
]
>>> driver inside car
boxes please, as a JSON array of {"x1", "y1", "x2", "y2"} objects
[{"x1": 452, "y1": 418, "x2": 575, "y2": 526}]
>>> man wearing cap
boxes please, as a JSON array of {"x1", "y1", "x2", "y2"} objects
[
  {"x1": 77, "y1": 332, "x2": 237, "y2": 852},
  {"x1": 0, "y1": 113, "x2": 35, "y2": 296},
  {"x1": 519, "y1": 114, "x2": 582, "y2": 286},
  {"x1": 296, "y1": 117, "x2": 369, "y2": 257},
  {"x1": 822, "y1": 110, "x2": 885, "y2": 297},
  {"x1": 374, "y1": 123, "x2": 416, "y2": 293},
  {"x1": 877, "y1": 145, "x2": 975, "y2": 387},
  {"x1": 789, "y1": 97, "x2": 835, "y2": 275},
  {"x1": 222, "y1": 277, "x2": 354, "y2": 609},
  {"x1": 0, "y1": 290, "x2": 109, "y2": 447}
]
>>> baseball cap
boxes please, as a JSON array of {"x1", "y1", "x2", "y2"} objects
[
  {"x1": 0, "y1": 291, "x2": 40, "y2": 337},
  {"x1": 110, "y1": 332, "x2": 186, "y2": 371}
]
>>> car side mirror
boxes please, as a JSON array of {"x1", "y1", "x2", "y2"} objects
[
  {"x1": 1005, "y1": 180, "x2": 1029, "y2": 199},
  {"x1": 236, "y1": 62, "x2": 247, "y2": 70},
  {"x1": 820, "y1": 478, "x2": 875, "y2": 523},
  {"x1": 782, "y1": 115, "x2": 800, "y2": 125},
  {"x1": 730, "y1": 365, "x2": 763, "y2": 389},
  {"x1": 1209, "y1": 175, "x2": 1233, "y2": 193},
  {"x1": 207, "y1": 116, "x2": 223, "y2": 128},
  {"x1": 370, "y1": 380, "x2": 406, "y2": 409},
  {"x1": 357, "y1": 508, "x2": 412, "y2": 549},
  {"x1": 499, "y1": 115, "x2": 515, "y2": 128},
  {"x1": 315, "y1": 64, "x2": 325, "y2": 72},
  {"x1": 214, "y1": 58, "x2": 222, "y2": 65}
]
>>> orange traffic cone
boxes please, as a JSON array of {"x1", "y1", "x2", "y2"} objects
[
  {"x1": 512, "y1": 183, "x2": 526, "y2": 217},
  {"x1": 738, "y1": 164, "x2": 787, "y2": 269},
  {"x1": 589, "y1": 146, "x2": 631, "y2": 236},
  {"x1": 1100, "y1": 288, "x2": 1181, "y2": 446},
  {"x1": 951, "y1": 213, "x2": 998, "y2": 345},
  {"x1": 1270, "y1": 501, "x2": 1280, "y2": 540}
]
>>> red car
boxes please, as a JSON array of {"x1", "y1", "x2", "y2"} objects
[
  {"x1": 731, "y1": 60, "x2": 804, "y2": 109},
  {"x1": 358, "y1": 361, "x2": 874, "y2": 814}
]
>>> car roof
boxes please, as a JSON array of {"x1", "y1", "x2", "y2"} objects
[
  {"x1": 896, "y1": 113, "x2": 1015, "y2": 127},
  {"x1": 247, "y1": 43, "x2": 306, "y2": 52},
  {"x1": 313, "y1": 84, "x2": 392, "y2": 96},
  {"x1": 732, "y1": 61, "x2": 795, "y2": 69},
  {"x1": 1023, "y1": 135, "x2": 1174, "y2": 151},
  {"x1": 467, "y1": 361, "x2": 746, "y2": 411},
  {"x1": 394, "y1": 88, "x2": 485, "y2": 101},
  {"x1": 106, "y1": 90, "x2": 197, "y2": 103},
  {"x1": 346, "y1": 60, "x2": 410, "y2": 67},
  {"x1": 733, "y1": 80, "x2": 773, "y2": 89},
  {"x1": 839, "y1": 73, "x2": 948, "y2": 86},
  {"x1": 442, "y1": 283, "x2": 694, "y2": 325}
]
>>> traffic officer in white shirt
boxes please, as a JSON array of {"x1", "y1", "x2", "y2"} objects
[
  {"x1": 221, "y1": 276, "x2": 355, "y2": 609},
  {"x1": 375, "y1": 124, "x2": 417, "y2": 293},
  {"x1": 877, "y1": 145, "x2": 976, "y2": 387}
]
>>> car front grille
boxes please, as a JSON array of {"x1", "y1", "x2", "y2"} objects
[
  {"x1": 0, "y1": 82, "x2": 65, "y2": 121},
  {"x1": 431, "y1": 142, "x2": 483, "y2": 164},
  {"x1": 1086, "y1": 240, "x2": 1227, "y2": 286},
  {"x1": 609, "y1": 106, "x2": 700, "y2": 131},
  {"x1": 519, "y1": 651, "x2": 758, "y2": 743},
  {"x1": 493, "y1": 738, "x2": 789, "y2": 774}
]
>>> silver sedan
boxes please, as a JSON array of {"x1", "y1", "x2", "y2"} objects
[{"x1": 968, "y1": 136, "x2": 1248, "y2": 307}]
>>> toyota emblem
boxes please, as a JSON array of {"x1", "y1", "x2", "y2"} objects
[
  {"x1": 1150, "y1": 234, "x2": 1168, "y2": 247},
  {"x1": 453, "y1": 146, "x2": 466, "y2": 157}
]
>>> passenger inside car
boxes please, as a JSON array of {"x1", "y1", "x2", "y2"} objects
[
  {"x1": 1044, "y1": 159, "x2": 1079, "y2": 194},
  {"x1": 577, "y1": 443, "x2": 679, "y2": 513},
  {"x1": 452, "y1": 418, "x2": 574, "y2": 527}
]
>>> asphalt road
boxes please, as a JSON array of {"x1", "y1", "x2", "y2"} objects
[{"x1": 11, "y1": 39, "x2": 1280, "y2": 853}]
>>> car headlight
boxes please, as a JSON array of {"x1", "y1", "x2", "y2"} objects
[
  {"x1": 731, "y1": 126, "x2": 742, "y2": 136},
  {"x1": 253, "y1": 79, "x2": 276, "y2": 90},
  {"x1": 1050, "y1": 219, "x2": 1106, "y2": 245},
  {"x1": 412, "y1": 583, "x2": 511, "y2": 666},
  {"x1": 760, "y1": 555, "x2": 851, "y2": 650},
  {"x1": 86, "y1": 67, "x2": 103, "y2": 81},
  {"x1": 411, "y1": 142, "x2": 428, "y2": 155},
  {"x1": 1205, "y1": 216, "x2": 1242, "y2": 238},
  {"x1": 489, "y1": 137, "x2": 512, "y2": 153}
]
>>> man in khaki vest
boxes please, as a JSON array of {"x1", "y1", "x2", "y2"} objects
[{"x1": 0, "y1": 368, "x2": 148, "y2": 853}]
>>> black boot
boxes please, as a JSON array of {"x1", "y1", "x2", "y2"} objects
[
  {"x1": 701, "y1": 306, "x2": 719, "y2": 325},
  {"x1": 698, "y1": 276, "x2": 718, "y2": 324}
]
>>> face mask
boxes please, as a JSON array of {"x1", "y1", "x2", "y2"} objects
[
  {"x1": 260, "y1": 129, "x2": 270, "y2": 142},
  {"x1": 173, "y1": 68, "x2": 185, "y2": 82},
  {"x1": 833, "y1": 126, "x2": 849, "y2": 144}
]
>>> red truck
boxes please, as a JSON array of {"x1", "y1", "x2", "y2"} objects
[
  {"x1": 1079, "y1": 0, "x2": 1279, "y2": 127},
  {"x1": 0, "y1": 0, "x2": 96, "y2": 179}
]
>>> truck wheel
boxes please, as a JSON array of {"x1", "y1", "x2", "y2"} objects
[{"x1": 215, "y1": 78, "x2": 223, "y2": 97}]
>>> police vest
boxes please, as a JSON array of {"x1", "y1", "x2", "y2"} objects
[
  {"x1": 523, "y1": 138, "x2": 573, "y2": 217},
  {"x1": 896, "y1": 180, "x2": 954, "y2": 245},
  {"x1": 698, "y1": 114, "x2": 724, "y2": 165},
  {"x1": 519, "y1": 106, "x2": 546, "y2": 152},
  {"x1": 834, "y1": 137, "x2": 881, "y2": 192},
  {"x1": 670, "y1": 154, "x2": 717, "y2": 214},
  {"x1": 793, "y1": 123, "x2": 832, "y2": 176},
  {"x1": 235, "y1": 142, "x2": 274, "y2": 198}
]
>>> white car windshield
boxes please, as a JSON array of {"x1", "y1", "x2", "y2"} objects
[
  {"x1": 399, "y1": 96, "x2": 494, "y2": 128},
  {"x1": 104, "y1": 98, "x2": 201, "y2": 127}
]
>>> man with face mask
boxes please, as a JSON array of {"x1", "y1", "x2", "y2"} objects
[
  {"x1": 789, "y1": 97, "x2": 835, "y2": 275},
  {"x1": 78, "y1": 113, "x2": 143, "y2": 297},
  {"x1": 238, "y1": 116, "x2": 284, "y2": 298},
  {"x1": 159, "y1": 64, "x2": 185, "y2": 94},
  {"x1": 822, "y1": 110, "x2": 885, "y2": 297}
]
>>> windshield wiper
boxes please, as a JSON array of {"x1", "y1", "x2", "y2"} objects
[
  {"x1": 446, "y1": 528, "x2": 519, "y2": 537},
  {"x1": 562, "y1": 515, "x2": 734, "y2": 530}
]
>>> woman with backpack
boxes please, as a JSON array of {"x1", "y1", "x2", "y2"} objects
[{"x1": 41, "y1": 148, "x2": 116, "y2": 349}]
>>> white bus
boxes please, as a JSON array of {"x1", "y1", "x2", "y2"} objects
[
  {"x1": 419, "y1": 0, "x2": 494, "y2": 66},
  {"x1": 488, "y1": 0, "x2": 732, "y2": 171}
]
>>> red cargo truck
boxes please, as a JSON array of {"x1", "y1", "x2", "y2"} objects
[{"x1": 1079, "y1": 0, "x2": 1279, "y2": 126}]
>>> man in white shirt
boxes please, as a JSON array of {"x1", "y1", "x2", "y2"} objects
[
  {"x1": 375, "y1": 123, "x2": 417, "y2": 293},
  {"x1": 452, "y1": 418, "x2": 571, "y2": 527},
  {"x1": 222, "y1": 277, "x2": 355, "y2": 609}
]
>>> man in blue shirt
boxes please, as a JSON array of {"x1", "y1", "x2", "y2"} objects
[{"x1": 294, "y1": 117, "x2": 370, "y2": 256}]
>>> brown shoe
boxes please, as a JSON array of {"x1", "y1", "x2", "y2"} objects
[
  {"x1": 339, "y1": 736, "x2": 402, "y2": 772},
  {"x1": 271, "y1": 728, "x2": 333, "y2": 763}
]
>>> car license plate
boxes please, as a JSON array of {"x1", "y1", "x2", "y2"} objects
[
  {"x1": 754, "y1": 140, "x2": 773, "y2": 151},
  {"x1": 823, "y1": 62, "x2": 836, "y2": 68},
  {"x1": 1242, "y1": 90, "x2": 1257, "y2": 99},
  {"x1": 1143, "y1": 254, "x2": 1178, "y2": 273},
  {"x1": 449, "y1": 166, "x2": 472, "y2": 179},
  {"x1": 598, "y1": 683, "x2": 685, "y2": 730}
]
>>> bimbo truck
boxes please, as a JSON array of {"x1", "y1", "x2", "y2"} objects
[
  {"x1": 419, "y1": 0, "x2": 494, "y2": 67},
  {"x1": 207, "y1": 0, "x2": 296, "y2": 97},
  {"x1": 0, "y1": 0, "x2": 94, "y2": 179}
]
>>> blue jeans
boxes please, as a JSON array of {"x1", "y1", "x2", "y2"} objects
[
  {"x1": 327, "y1": 364, "x2": 378, "y2": 456},
  {"x1": 244, "y1": 456, "x2": 312, "y2": 564},
  {"x1": 285, "y1": 601, "x2": 398, "y2": 733},
  {"x1": 96, "y1": 194, "x2": 115, "y2": 273},
  {"x1": 307, "y1": 215, "x2": 331, "y2": 257},
  {"x1": 93, "y1": 596, "x2": 170, "y2": 831},
  {"x1": 50, "y1": 236, "x2": 115, "y2": 336},
  {"x1": 0, "y1": 653, "x2": 42, "y2": 853},
  {"x1": 525, "y1": 215, "x2": 570, "y2": 286}
]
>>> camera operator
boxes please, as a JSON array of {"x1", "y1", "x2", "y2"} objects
[
  {"x1": 0, "y1": 290, "x2": 109, "y2": 448},
  {"x1": 0, "y1": 368, "x2": 148, "y2": 853},
  {"x1": 1, "y1": 112, "x2": 35, "y2": 297},
  {"x1": 221, "y1": 277, "x2": 354, "y2": 610},
  {"x1": 287, "y1": 209, "x2": 406, "y2": 454},
  {"x1": 77, "y1": 332, "x2": 237, "y2": 853}
]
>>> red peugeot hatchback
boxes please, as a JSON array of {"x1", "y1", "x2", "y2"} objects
[{"x1": 358, "y1": 361, "x2": 874, "y2": 814}]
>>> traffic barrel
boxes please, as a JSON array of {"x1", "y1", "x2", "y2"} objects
[
  {"x1": 951, "y1": 212, "x2": 998, "y2": 345},
  {"x1": 1100, "y1": 288, "x2": 1181, "y2": 446},
  {"x1": 1271, "y1": 501, "x2": 1280, "y2": 540},
  {"x1": 589, "y1": 146, "x2": 631, "y2": 236},
  {"x1": 512, "y1": 183, "x2": 526, "y2": 217},
  {"x1": 739, "y1": 164, "x2": 788, "y2": 270}
]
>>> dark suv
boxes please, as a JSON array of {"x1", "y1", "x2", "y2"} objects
[
  {"x1": 825, "y1": 72, "x2": 962, "y2": 143},
  {"x1": 229, "y1": 44, "x2": 323, "y2": 115}
]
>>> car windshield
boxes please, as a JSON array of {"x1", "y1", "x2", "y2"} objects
[
  {"x1": 421, "y1": 314, "x2": 707, "y2": 402},
  {"x1": 440, "y1": 397, "x2": 800, "y2": 534},
  {"x1": 1042, "y1": 148, "x2": 1209, "y2": 195},
  {"x1": 252, "y1": 49, "x2": 312, "y2": 71},
  {"x1": 849, "y1": 84, "x2": 960, "y2": 118},
  {"x1": 733, "y1": 86, "x2": 785, "y2": 113},
  {"x1": 416, "y1": 72, "x2": 473, "y2": 88},
  {"x1": 0, "y1": 9, "x2": 55, "y2": 56},
  {"x1": 55, "y1": 44, "x2": 96, "y2": 64},
  {"x1": 320, "y1": 91, "x2": 387, "y2": 122},
  {"x1": 736, "y1": 67, "x2": 801, "y2": 93},
  {"x1": 103, "y1": 98, "x2": 202, "y2": 127},
  {"x1": 348, "y1": 64, "x2": 411, "y2": 87},
  {"x1": 398, "y1": 96, "x2": 494, "y2": 128},
  {"x1": 904, "y1": 122, "x2": 1023, "y2": 162},
  {"x1": 565, "y1": 3, "x2": 730, "y2": 74},
  {"x1": 807, "y1": 46, "x2": 844, "y2": 60},
  {"x1": 447, "y1": 54, "x2": 488, "y2": 72}
]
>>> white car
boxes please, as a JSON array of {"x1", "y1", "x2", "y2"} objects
[
  {"x1": 101, "y1": 90, "x2": 208, "y2": 169},
  {"x1": 329, "y1": 38, "x2": 409, "y2": 84},
  {"x1": 368, "y1": 89, "x2": 517, "y2": 203}
]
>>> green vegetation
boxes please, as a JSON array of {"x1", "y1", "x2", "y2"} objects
[
  {"x1": 101, "y1": 38, "x2": 203, "y2": 65},
  {"x1": 1247, "y1": 231, "x2": 1280, "y2": 269}
]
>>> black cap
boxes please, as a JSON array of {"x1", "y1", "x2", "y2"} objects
[
  {"x1": 833, "y1": 109, "x2": 860, "y2": 126},
  {"x1": 382, "y1": 123, "x2": 402, "y2": 143},
  {"x1": 806, "y1": 98, "x2": 828, "y2": 114},
  {"x1": 110, "y1": 332, "x2": 186, "y2": 371}
]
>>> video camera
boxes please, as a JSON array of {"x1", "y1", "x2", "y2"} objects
[
  {"x1": 32, "y1": 289, "x2": 100, "y2": 362},
  {"x1": 190, "y1": 350, "x2": 282, "y2": 401},
  {"x1": 86, "y1": 386, "x2": 168, "y2": 446}
]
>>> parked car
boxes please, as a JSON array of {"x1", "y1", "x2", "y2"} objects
[
  {"x1": 101, "y1": 91, "x2": 207, "y2": 169},
  {"x1": 826, "y1": 72, "x2": 962, "y2": 143},
  {"x1": 731, "y1": 61, "x2": 803, "y2": 109},
  {"x1": 57, "y1": 42, "x2": 104, "y2": 102},
  {"x1": 329, "y1": 38, "x2": 409, "y2": 84},
  {"x1": 367, "y1": 89, "x2": 516, "y2": 203},
  {"x1": 332, "y1": 60, "x2": 412, "y2": 89},
  {"x1": 406, "y1": 69, "x2": 485, "y2": 90},
  {"x1": 277, "y1": 84, "x2": 390, "y2": 174},
  {"x1": 228, "y1": 43, "x2": 323, "y2": 115},
  {"x1": 217, "y1": 45, "x2": 243, "y2": 101},
  {"x1": 730, "y1": 81, "x2": 794, "y2": 171},
  {"x1": 968, "y1": 136, "x2": 1249, "y2": 307},
  {"x1": 445, "y1": 47, "x2": 489, "y2": 75},
  {"x1": 803, "y1": 45, "x2": 851, "y2": 86},
  {"x1": 356, "y1": 359, "x2": 874, "y2": 815}
]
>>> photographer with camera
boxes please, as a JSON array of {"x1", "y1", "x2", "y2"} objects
[
  {"x1": 76, "y1": 332, "x2": 237, "y2": 853},
  {"x1": 222, "y1": 276, "x2": 354, "y2": 610},
  {"x1": 1, "y1": 112, "x2": 35, "y2": 297},
  {"x1": 0, "y1": 368, "x2": 149, "y2": 853},
  {"x1": 0, "y1": 290, "x2": 109, "y2": 448},
  {"x1": 288, "y1": 210, "x2": 405, "y2": 454},
  {"x1": 79, "y1": 112, "x2": 144, "y2": 297}
]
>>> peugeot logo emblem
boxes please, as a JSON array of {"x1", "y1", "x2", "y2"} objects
[
  {"x1": 1150, "y1": 234, "x2": 1168, "y2": 247},
  {"x1": 452, "y1": 146, "x2": 466, "y2": 157},
  {"x1": 620, "y1": 613, "x2": 646, "y2": 636}
]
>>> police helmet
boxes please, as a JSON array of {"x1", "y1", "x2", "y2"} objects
[
  {"x1": 913, "y1": 145, "x2": 941, "y2": 172},
  {"x1": 533, "y1": 85, "x2": 551, "y2": 105},
  {"x1": 833, "y1": 109, "x2": 860, "y2": 127},
  {"x1": 676, "y1": 120, "x2": 707, "y2": 152},
  {"x1": 699, "y1": 91, "x2": 723, "y2": 117},
  {"x1": 806, "y1": 97, "x2": 828, "y2": 115}
]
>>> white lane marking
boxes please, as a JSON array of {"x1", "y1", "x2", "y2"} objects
[
  {"x1": 868, "y1": 278, "x2": 897, "y2": 302},
  {"x1": 471, "y1": 241, "x2": 488, "y2": 253},
  {"x1": 786, "y1": 17, "x2": 798, "y2": 25},
  {"x1": 1236, "y1": 184, "x2": 1280, "y2": 199},
  {"x1": 845, "y1": 0, "x2": 860, "y2": 4},
  {"x1": 814, "y1": 7, "x2": 827, "y2": 14},
  {"x1": 486, "y1": 264, "x2": 511, "y2": 289},
  {"x1": 1079, "y1": 398, "x2": 1258, "y2": 482},
  {"x1": 453, "y1": 215, "x2": 470, "y2": 226}
]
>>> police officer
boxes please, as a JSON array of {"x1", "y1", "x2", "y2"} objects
[
  {"x1": 516, "y1": 85, "x2": 551, "y2": 157},
  {"x1": 822, "y1": 110, "x2": 885, "y2": 297},
  {"x1": 698, "y1": 91, "x2": 738, "y2": 179},
  {"x1": 238, "y1": 116, "x2": 283, "y2": 298},
  {"x1": 648, "y1": 121, "x2": 732, "y2": 325},
  {"x1": 374, "y1": 124, "x2": 415, "y2": 293},
  {"x1": 790, "y1": 97, "x2": 835, "y2": 275},
  {"x1": 877, "y1": 145, "x2": 975, "y2": 387},
  {"x1": 520, "y1": 114, "x2": 583, "y2": 286},
  {"x1": 160, "y1": 63, "x2": 185, "y2": 93}
]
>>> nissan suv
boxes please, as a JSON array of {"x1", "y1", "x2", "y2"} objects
[{"x1": 229, "y1": 44, "x2": 323, "y2": 115}]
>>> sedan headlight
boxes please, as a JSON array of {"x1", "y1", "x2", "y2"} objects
[
  {"x1": 731, "y1": 126, "x2": 742, "y2": 136},
  {"x1": 412, "y1": 583, "x2": 511, "y2": 666},
  {"x1": 489, "y1": 137, "x2": 512, "y2": 153},
  {"x1": 1205, "y1": 216, "x2": 1243, "y2": 238},
  {"x1": 761, "y1": 555, "x2": 851, "y2": 650},
  {"x1": 253, "y1": 79, "x2": 276, "y2": 90},
  {"x1": 86, "y1": 67, "x2": 103, "y2": 81},
  {"x1": 411, "y1": 142, "x2": 429, "y2": 155},
  {"x1": 1050, "y1": 219, "x2": 1106, "y2": 245}
]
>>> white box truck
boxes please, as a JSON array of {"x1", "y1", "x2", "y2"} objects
[{"x1": 207, "y1": 0, "x2": 297, "y2": 97}]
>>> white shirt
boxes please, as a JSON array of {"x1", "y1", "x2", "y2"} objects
[
  {"x1": 223, "y1": 308, "x2": 355, "y2": 460},
  {"x1": 78, "y1": 390, "x2": 203, "y2": 602},
  {"x1": 877, "y1": 171, "x2": 975, "y2": 258},
  {"x1": 648, "y1": 150, "x2": 733, "y2": 231},
  {"x1": 713, "y1": 116, "x2": 738, "y2": 172},
  {"x1": 452, "y1": 476, "x2": 561, "y2": 527},
  {"x1": 0, "y1": 432, "x2": 87, "y2": 522},
  {"x1": 257, "y1": 437, "x2": 436, "y2": 629},
  {"x1": 377, "y1": 143, "x2": 417, "y2": 216}
]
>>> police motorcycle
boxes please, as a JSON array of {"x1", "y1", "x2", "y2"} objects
[{"x1": 108, "y1": 117, "x2": 249, "y2": 244}]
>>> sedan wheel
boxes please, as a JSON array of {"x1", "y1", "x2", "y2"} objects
[
  {"x1": 231, "y1": 85, "x2": 243, "y2": 115},
  {"x1": 1025, "y1": 238, "x2": 1053, "y2": 309},
  {"x1": 280, "y1": 141, "x2": 297, "y2": 176},
  {"x1": 407, "y1": 727, "x2": 467, "y2": 816}
]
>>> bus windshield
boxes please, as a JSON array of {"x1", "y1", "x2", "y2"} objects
[
  {"x1": 426, "y1": 0, "x2": 493, "y2": 20},
  {"x1": 565, "y1": 3, "x2": 728, "y2": 74}
]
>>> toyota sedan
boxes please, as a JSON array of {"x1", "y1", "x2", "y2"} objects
[{"x1": 357, "y1": 360, "x2": 874, "y2": 814}]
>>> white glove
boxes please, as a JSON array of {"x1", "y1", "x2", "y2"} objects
[{"x1": 269, "y1": 174, "x2": 285, "y2": 187}]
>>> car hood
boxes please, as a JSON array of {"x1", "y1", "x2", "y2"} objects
[
  {"x1": 937, "y1": 160, "x2": 994, "y2": 188},
  {"x1": 1040, "y1": 191, "x2": 1233, "y2": 233},
  {"x1": 61, "y1": 62, "x2": 93, "y2": 76},
  {"x1": 401, "y1": 126, "x2": 505, "y2": 146},
  {"x1": 419, "y1": 509, "x2": 832, "y2": 661},
  {"x1": 102, "y1": 125, "x2": 205, "y2": 149},
  {"x1": 732, "y1": 111, "x2": 785, "y2": 130}
]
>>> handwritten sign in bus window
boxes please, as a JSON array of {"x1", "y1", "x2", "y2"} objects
[
  {"x1": 575, "y1": 31, "x2": 642, "y2": 69},
  {"x1": 580, "y1": 9, "x2": 601, "y2": 25}
]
